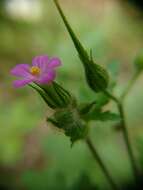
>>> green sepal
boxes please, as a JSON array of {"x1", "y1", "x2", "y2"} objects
[
  {"x1": 29, "y1": 82, "x2": 73, "y2": 109},
  {"x1": 29, "y1": 83, "x2": 57, "y2": 109},
  {"x1": 53, "y1": 0, "x2": 109, "y2": 92},
  {"x1": 47, "y1": 108, "x2": 88, "y2": 145},
  {"x1": 82, "y1": 110, "x2": 120, "y2": 122},
  {"x1": 39, "y1": 82, "x2": 73, "y2": 108}
]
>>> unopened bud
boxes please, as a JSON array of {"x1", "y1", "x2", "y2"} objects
[
  {"x1": 84, "y1": 60, "x2": 109, "y2": 92},
  {"x1": 48, "y1": 108, "x2": 88, "y2": 144}
]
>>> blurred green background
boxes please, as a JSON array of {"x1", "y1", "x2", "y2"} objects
[{"x1": 0, "y1": 0, "x2": 143, "y2": 189}]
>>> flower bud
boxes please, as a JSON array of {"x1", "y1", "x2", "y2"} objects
[
  {"x1": 84, "y1": 60, "x2": 109, "y2": 92},
  {"x1": 48, "y1": 108, "x2": 88, "y2": 144}
]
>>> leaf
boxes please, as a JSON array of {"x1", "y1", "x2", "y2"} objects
[
  {"x1": 95, "y1": 111, "x2": 120, "y2": 121},
  {"x1": 81, "y1": 107, "x2": 120, "y2": 122}
]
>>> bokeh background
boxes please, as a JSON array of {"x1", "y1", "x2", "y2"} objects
[{"x1": 0, "y1": 0, "x2": 143, "y2": 189}]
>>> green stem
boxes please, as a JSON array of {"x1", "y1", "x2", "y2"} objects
[
  {"x1": 53, "y1": 0, "x2": 90, "y2": 65},
  {"x1": 117, "y1": 102, "x2": 139, "y2": 182},
  {"x1": 86, "y1": 137, "x2": 119, "y2": 190},
  {"x1": 121, "y1": 71, "x2": 140, "y2": 100},
  {"x1": 104, "y1": 90, "x2": 139, "y2": 182}
]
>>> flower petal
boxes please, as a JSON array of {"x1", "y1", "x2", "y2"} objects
[
  {"x1": 48, "y1": 57, "x2": 62, "y2": 68},
  {"x1": 11, "y1": 64, "x2": 30, "y2": 77},
  {"x1": 13, "y1": 78, "x2": 33, "y2": 88},
  {"x1": 32, "y1": 55, "x2": 49, "y2": 70},
  {"x1": 36, "y1": 70, "x2": 56, "y2": 84}
]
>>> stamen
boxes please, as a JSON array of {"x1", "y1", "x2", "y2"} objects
[{"x1": 30, "y1": 66, "x2": 41, "y2": 75}]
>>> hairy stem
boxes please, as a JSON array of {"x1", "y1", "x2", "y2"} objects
[
  {"x1": 86, "y1": 137, "x2": 119, "y2": 190},
  {"x1": 117, "y1": 102, "x2": 139, "y2": 181}
]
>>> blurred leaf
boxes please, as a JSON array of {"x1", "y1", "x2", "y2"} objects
[
  {"x1": 94, "y1": 111, "x2": 120, "y2": 121},
  {"x1": 78, "y1": 92, "x2": 116, "y2": 122},
  {"x1": 82, "y1": 108, "x2": 120, "y2": 122}
]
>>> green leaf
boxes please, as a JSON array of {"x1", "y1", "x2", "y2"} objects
[
  {"x1": 95, "y1": 111, "x2": 120, "y2": 122},
  {"x1": 80, "y1": 105, "x2": 120, "y2": 122}
]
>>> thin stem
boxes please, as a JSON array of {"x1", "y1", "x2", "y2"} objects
[
  {"x1": 117, "y1": 102, "x2": 139, "y2": 182},
  {"x1": 86, "y1": 137, "x2": 119, "y2": 190},
  {"x1": 103, "y1": 90, "x2": 119, "y2": 104},
  {"x1": 104, "y1": 90, "x2": 139, "y2": 183},
  {"x1": 121, "y1": 71, "x2": 140, "y2": 100}
]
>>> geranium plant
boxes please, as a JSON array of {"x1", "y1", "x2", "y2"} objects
[{"x1": 11, "y1": 0, "x2": 143, "y2": 189}]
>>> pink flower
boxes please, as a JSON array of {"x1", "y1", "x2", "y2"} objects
[{"x1": 11, "y1": 55, "x2": 61, "y2": 88}]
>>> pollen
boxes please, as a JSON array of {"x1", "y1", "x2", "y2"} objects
[{"x1": 30, "y1": 66, "x2": 41, "y2": 75}]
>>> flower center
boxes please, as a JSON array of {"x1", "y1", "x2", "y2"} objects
[{"x1": 30, "y1": 66, "x2": 41, "y2": 75}]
